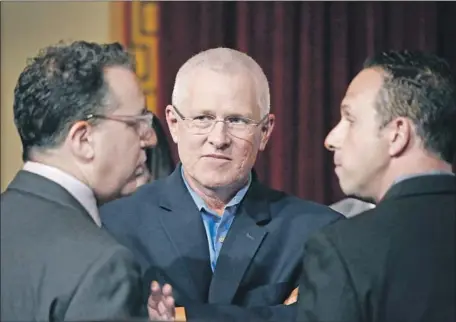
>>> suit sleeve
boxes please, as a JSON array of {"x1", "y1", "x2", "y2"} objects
[
  {"x1": 296, "y1": 231, "x2": 362, "y2": 322},
  {"x1": 185, "y1": 302, "x2": 296, "y2": 321},
  {"x1": 63, "y1": 246, "x2": 146, "y2": 321}
]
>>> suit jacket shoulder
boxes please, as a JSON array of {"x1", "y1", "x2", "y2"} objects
[
  {"x1": 1, "y1": 171, "x2": 143, "y2": 321},
  {"x1": 297, "y1": 174, "x2": 456, "y2": 322}
]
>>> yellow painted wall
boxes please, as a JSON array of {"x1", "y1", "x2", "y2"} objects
[{"x1": 1, "y1": 1, "x2": 110, "y2": 191}]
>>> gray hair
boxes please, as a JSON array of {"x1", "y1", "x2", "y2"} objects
[{"x1": 172, "y1": 47, "x2": 270, "y2": 117}]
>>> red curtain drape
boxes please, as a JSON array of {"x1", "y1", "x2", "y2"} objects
[{"x1": 156, "y1": 1, "x2": 456, "y2": 204}]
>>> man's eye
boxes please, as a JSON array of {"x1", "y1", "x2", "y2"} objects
[
  {"x1": 227, "y1": 116, "x2": 249, "y2": 124},
  {"x1": 193, "y1": 115, "x2": 214, "y2": 121}
]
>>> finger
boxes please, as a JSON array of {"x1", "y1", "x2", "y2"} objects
[
  {"x1": 148, "y1": 290, "x2": 160, "y2": 308},
  {"x1": 147, "y1": 306, "x2": 161, "y2": 321},
  {"x1": 150, "y1": 280, "x2": 161, "y2": 293},
  {"x1": 165, "y1": 295, "x2": 175, "y2": 306},
  {"x1": 162, "y1": 283, "x2": 173, "y2": 296},
  {"x1": 165, "y1": 297, "x2": 176, "y2": 320},
  {"x1": 150, "y1": 282, "x2": 164, "y2": 304},
  {"x1": 158, "y1": 301, "x2": 173, "y2": 320},
  {"x1": 147, "y1": 296, "x2": 158, "y2": 310}
]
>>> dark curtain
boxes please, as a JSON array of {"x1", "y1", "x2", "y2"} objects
[{"x1": 157, "y1": 1, "x2": 456, "y2": 204}]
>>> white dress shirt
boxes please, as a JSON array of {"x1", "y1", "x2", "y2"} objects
[{"x1": 23, "y1": 161, "x2": 101, "y2": 227}]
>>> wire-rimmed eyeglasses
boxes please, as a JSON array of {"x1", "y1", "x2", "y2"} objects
[
  {"x1": 172, "y1": 105, "x2": 269, "y2": 136},
  {"x1": 84, "y1": 111, "x2": 154, "y2": 140}
]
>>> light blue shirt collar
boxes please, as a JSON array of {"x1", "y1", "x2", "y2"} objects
[
  {"x1": 180, "y1": 166, "x2": 252, "y2": 211},
  {"x1": 394, "y1": 170, "x2": 455, "y2": 185}
]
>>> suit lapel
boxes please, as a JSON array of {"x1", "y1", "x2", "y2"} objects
[
  {"x1": 208, "y1": 181, "x2": 271, "y2": 304},
  {"x1": 157, "y1": 167, "x2": 213, "y2": 301}
]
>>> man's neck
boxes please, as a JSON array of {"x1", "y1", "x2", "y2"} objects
[
  {"x1": 373, "y1": 156, "x2": 453, "y2": 202},
  {"x1": 28, "y1": 153, "x2": 89, "y2": 188},
  {"x1": 183, "y1": 170, "x2": 249, "y2": 215}
]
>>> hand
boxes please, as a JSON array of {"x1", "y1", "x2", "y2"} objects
[
  {"x1": 284, "y1": 287, "x2": 299, "y2": 305},
  {"x1": 148, "y1": 281, "x2": 175, "y2": 321}
]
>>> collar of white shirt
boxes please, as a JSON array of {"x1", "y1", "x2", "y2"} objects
[{"x1": 22, "y1": 161, "x2": 101, "y2": 227}]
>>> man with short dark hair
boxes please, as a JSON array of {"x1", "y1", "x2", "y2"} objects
[
  {"x1": 1, "y1": 41, "x2": 157, "y2": 321},
  {"x1": 297, "y1": 50, "x2": 456, "y2": 322}
]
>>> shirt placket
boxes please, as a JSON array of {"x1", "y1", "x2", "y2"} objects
[{"x1": 209, "y1": 215, "x2": 220, "y2": 271}]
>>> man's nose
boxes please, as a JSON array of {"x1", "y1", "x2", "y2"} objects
[
  {"x1": 324, "y1": 124, "x2": 341, "y2": 151},
  {"x1": 141, "y1": 128, "x2": 157, "y2": 148},
  {"x1": 324, "y1": 135, "x2": 336, "y2": 151},
  {"x1": 207, "y1": 121, "x2": 230, "y2": 148}
]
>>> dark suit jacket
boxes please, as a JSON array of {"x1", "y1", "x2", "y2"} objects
[
  {"x1": 0, "y1": 171, "x2": 145, "y2": 321},
  {"x1": 297, "y1": 174, "x2": 456, "y2": 322},
  {"x1": 100, "y1": 165, "x2": 342, "y2": 321}
]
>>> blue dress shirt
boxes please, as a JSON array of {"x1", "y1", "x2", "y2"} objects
[{"x1": 181, "y1": 168, "x2": 252, "y2": 271}]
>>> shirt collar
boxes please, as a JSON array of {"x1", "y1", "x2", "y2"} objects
[
  {"x1": 393, "y1": 170, "x2": 455, "y2": 186},
  {"x1": 181, "y1": 166, "x2": 252, "y2": 212},
  {"x1": 22, "y1": 161, "x2": 101, "y2": 227}
]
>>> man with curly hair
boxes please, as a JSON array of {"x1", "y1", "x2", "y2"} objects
[{"x1": 1, "y1": 41, "x2": 161, "y2": 321}]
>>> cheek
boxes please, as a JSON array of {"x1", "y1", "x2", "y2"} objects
[
  {"x1": 343, "y1": 126, "x2": 371, "y2": 153},
  {"x1": 232, "y1": 135, "x2": 260, "y2": 166},
  {"x1": 108, "y1": 132, "x2": 143, "y2": 170},
  {"x1": 343, "y1": 130, "x2": 387, "y2": 168},
  {"x1": 176, "y1": 133, "x2": 206, "y2": 169}
]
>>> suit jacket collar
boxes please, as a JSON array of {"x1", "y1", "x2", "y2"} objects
[
  {"x1": 6, "y1": 170, "x2": 93, "y2": 222},
  {"x1": 158, "y1": 164, "x2": 271, "y2": 224},
  {"x1": 382, "y1": 173, "x2": 456, "y2": 202}
]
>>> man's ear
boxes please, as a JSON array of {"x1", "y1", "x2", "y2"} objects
[
  {"x1": 165, "y1": 105, "x2": 179, "y2": 144},
  {"x1": 387, "y1": 117, "x2": 412, "y2": 157},
  {"x1": 259, "y1": 114, "x2": 275, "y2": 151},
  {"x1": 67, "y1": 121, "x2": 95, "y2": 160}
]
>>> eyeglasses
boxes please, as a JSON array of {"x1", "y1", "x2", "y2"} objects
[
  {"x1": 172, "y1": 105, "x2": 269, "y2": 136},
  {"x1": 85, "y1": 111, "x2": 154, "y2": 140}
]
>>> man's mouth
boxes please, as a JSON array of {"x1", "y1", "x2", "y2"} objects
[{"x1": 203, "y1": 154, "x2": 231, "y2": 160}]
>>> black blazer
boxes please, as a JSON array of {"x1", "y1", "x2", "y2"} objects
[
  {"x1": 297, "y1": 174, "x2": 456, "y2": 322},
  {"x1": 0, "y1": 171, "x2": 145, "y2": 321},
  {"x1": 100, "y1": 165, "x2": 342, "y2": 321}
]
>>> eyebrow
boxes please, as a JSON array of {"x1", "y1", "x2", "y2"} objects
[{"x1": 193, "y1": 110, "x2": 254, "y2": 119}]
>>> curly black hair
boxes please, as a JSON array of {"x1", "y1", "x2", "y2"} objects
[
  {"x1": 13, "y1": 41, "x2": 135, "y2": 161},
  {"x1": 364, "y1": 50, "x2": 456, "y2": 163}
]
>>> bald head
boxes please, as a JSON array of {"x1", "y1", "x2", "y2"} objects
[{"x1": 172, "y1": 47, "x2": 270, "y2": 116}]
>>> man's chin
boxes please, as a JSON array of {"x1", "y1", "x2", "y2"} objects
[
  {"x1": 119, "y1": 179, "x2": 139, "y2": 197},
  {"x1": 339, "y1": 180, "x2": 356, "y2": 198},
  {"x1": 199, "y1": 176, "x2": 235, "y2": 189}
]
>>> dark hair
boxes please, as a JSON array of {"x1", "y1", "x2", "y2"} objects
[
  {"x1": 363, "y1": 50, "x2": 456, "y2": 163},
  {"x1": 13, "y1": 41, "x2": 135, "y2": 161},
  {"x1": 145, "y1": 116, "x2": 175, "y2": 180}
]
